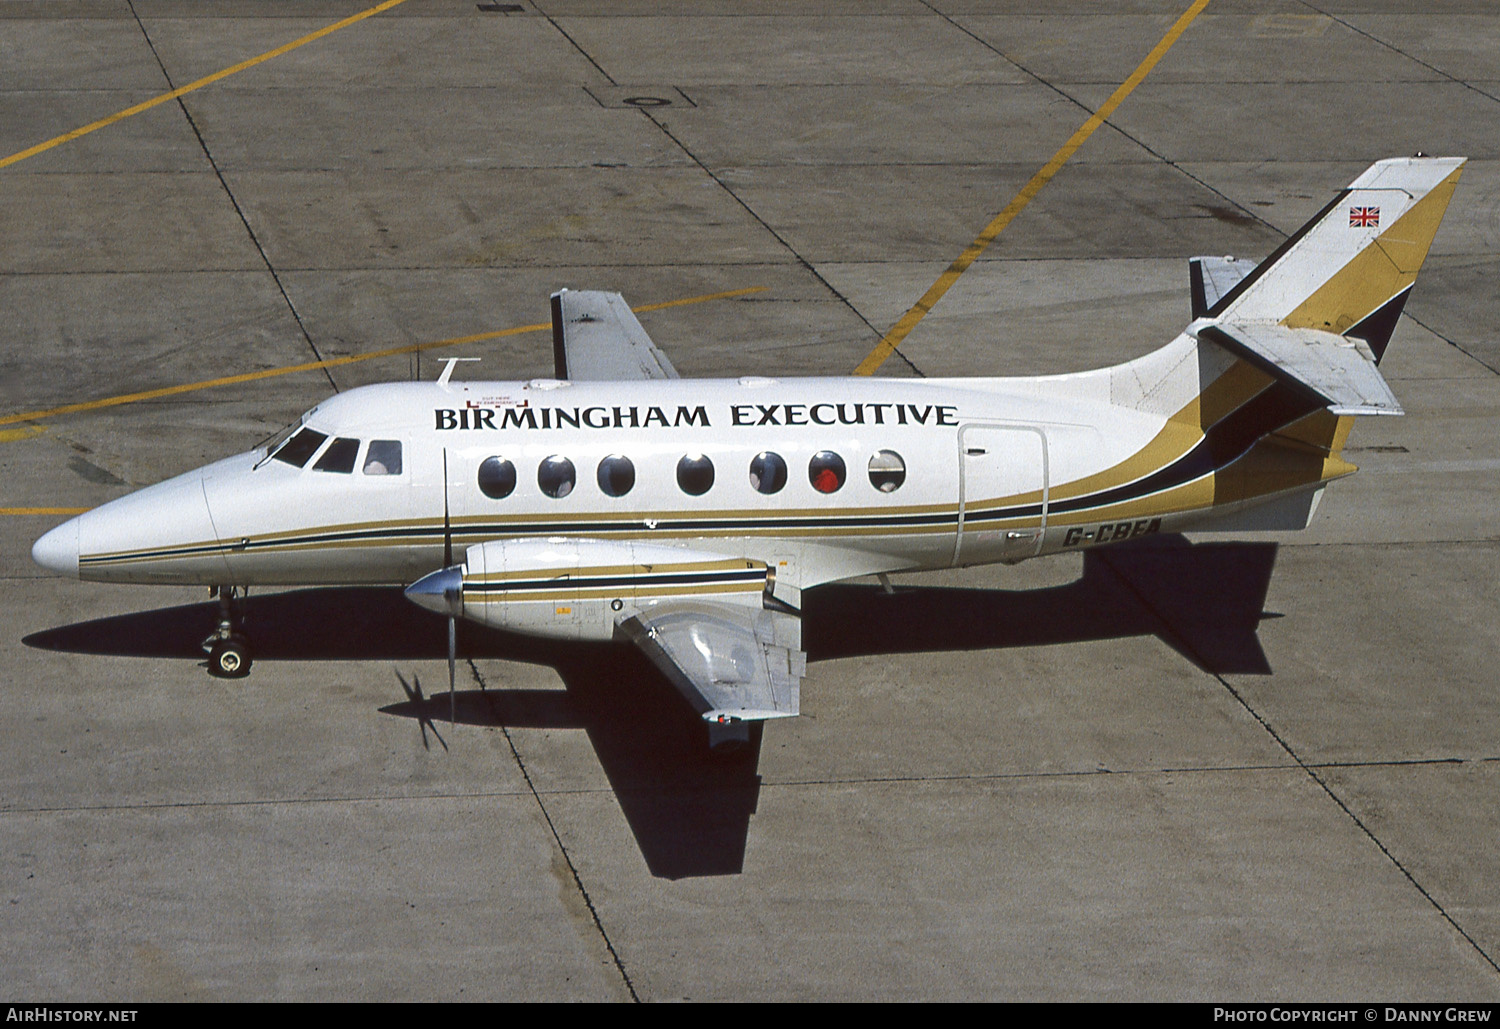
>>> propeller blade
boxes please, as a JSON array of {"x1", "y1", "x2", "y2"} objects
[
  {"x1": 443, "y1": 446, "x2": 456, "y2": 727},
  {"x1": 442, "y1": 447, "x2": 453, "y2": 568}
]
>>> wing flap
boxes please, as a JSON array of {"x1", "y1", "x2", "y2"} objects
[
  {"x1": 1198, "y1": 321, "x2": 1403, "y2": 416},
  {"x1": 616, "y1": 601, "x2": 803, "y2": 726},
  {"x1": 551, "y1": 289, "x2": 679, "y2": 381}
]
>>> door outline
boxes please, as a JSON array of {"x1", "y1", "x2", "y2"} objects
[{"x1": 955, "y1": 423, "x2": 1049, "y2": 565}]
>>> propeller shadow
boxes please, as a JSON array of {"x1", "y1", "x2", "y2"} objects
[{"x1": 24, "y1": 534, "x2": 1277, "y2": 878}]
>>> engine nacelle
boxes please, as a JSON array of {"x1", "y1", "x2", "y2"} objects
[{"x1": 405, "y1": 537, "x2": 769, "y2": 641}]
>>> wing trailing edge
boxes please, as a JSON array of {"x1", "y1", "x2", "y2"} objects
[
  {"x1": 616, "y1": 601, "x2": 803, "y2": 749},
  {"x1": 550, "y1": 289, "x2": 679, "y2": 381},
  {"x1": 1196, "y1": 321, "x2": 1402, "y2": 416}
]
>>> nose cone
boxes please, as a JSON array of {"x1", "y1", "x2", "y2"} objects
[
  {"x1": 32, "y1": 518, "x2": 80, "y2": 578},
  {"x1": 405, "y1": 566, "x2": 465, "y2": 618}
]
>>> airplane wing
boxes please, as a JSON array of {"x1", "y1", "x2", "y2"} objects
[
  {"x1": 550, "y1": 289, "x2": 680, "y2": 381},
  {"x1": 615, "y1": 601, "x2": 804, "y2": 747}
]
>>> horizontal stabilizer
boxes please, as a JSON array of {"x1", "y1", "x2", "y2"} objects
[
  {"x1": 1189, "y1": 256, "x2": 1257, "y2": 319},
  {"x1": 550, "y1": 289, "x2": 679, "y2": 381},
  {"x1": 1197, "y1": 322, "x2": 1402, "y2": 416}
]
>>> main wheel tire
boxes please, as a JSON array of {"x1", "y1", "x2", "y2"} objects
[{"x1": 208, "y1": 636, "x2": 252, "y2": 679}]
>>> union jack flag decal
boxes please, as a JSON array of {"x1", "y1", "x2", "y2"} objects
[{"x1": 1349, "y1": 205, "x2": 1380, "y2": 228}]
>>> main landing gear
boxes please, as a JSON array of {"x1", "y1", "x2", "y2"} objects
[{"x1": 202, "y1": 585, "x2": 253, "y2": 679}]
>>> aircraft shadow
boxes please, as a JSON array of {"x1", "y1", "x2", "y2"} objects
[{"x1": 24, "y1": 534, "x2": 1277, "y2": 878}]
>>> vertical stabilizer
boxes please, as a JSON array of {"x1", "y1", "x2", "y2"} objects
[{"x1": 1206, "y1": 156, "x2": 1464, "y2": 360}]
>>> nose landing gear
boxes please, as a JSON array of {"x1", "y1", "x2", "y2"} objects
[{"x1": 203, "y1": 585, "x2": 253, "y2": 679}]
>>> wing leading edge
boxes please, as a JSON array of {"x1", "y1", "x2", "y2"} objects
[{"x1": 551, "y1": 289, "x2": 680, "y2": 381}]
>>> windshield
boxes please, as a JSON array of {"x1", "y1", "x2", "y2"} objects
[
  {"x1": 270, "y1": 428, "x2": 329, "y2": 469},
  {"x1": 252, "y1": 407, "x2": 322, "y2": 470}
]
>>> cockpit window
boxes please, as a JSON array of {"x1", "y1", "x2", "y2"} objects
[
  {"x1": 256, "y1": 420, "x2": 301, "y2": 457},
  {"x1": 313, "y1": 437, "x2": 360, "y2": 473},
  {"x1": 363, "y1": 440, "x2": 402, "y2": 476},
  {"x1": 271, "y1": 428, "x2": 328, "y2": 468}
]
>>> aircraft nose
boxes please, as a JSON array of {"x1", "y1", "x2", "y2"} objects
[{"x1": 32, "y1": 518, "x2": 80, "y2": 578}]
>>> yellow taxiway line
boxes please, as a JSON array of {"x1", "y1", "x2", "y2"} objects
[
  {"x1": 1, "y1": 286, "x2": 764, "y2": 516},
  {"x1": 853, "y1": 0, "x2": 1213, "y2": 376},
  {"x1": 0, "y1": 287, "x2": 764, "y2": 431},
  {"x1": 0, "y1": 0, "x2": 414, "y2": 171}
]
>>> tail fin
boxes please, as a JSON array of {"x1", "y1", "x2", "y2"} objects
[
  {"x1": 1205, "y1": 156, "x2": 1464, "y2": 360},
  {"x1": 1101, "y1": 158, "x2": 1464, "y2": 533}
]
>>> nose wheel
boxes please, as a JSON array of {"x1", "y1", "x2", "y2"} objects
[
  {"x1": 208, "y1": 635, "x2": 252, "y2": 678},
  {"x1": 203, "y1": 586, "x2": 253, "y2": 679}
]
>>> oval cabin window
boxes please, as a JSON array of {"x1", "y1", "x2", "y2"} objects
[
  {"x1": 597, "y1": 455, "x2": 635, "y2": 497},
  {"x1": 677, "y1": 454, "x2": 715, "y2": 496},
  {"x1": 868, "y1": 450, "x2": 906, "y2": 492},
  {"x1": 538, "y1": 456, "x2": 577, "y2": 499},
  {"x1": 749, "y1": 452, "x2": 787, "y2": 495},
  {"x1": 477, "y1": 457, "x2": 517, "y2": 499},
  {"x1": 809, "y1": 451, "x2": 846, "y2": 494}
]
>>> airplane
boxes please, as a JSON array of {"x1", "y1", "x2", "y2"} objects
[{"x1": 31, "y1": 156, "x2": 1464, "y2": 749}]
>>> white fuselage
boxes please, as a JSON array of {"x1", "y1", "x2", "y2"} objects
[{"x1": 40, "y1": 369, "x2": 1198, "y2": 593}]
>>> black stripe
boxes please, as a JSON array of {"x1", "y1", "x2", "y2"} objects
[
  {"x1": 464, "y1": 568, "x2": 766, "y2": 594},
  {"x1": 550, "y1": 292, "x2": 568, "y2": 379},
  {"x1": 1347, "y1": 285, "x2": 1412, "y2": 363},
  {"x1": 1189, "y1": 257, "x2": 1208, "y2": 320}
]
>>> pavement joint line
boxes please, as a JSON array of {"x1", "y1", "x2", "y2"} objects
[
  {"x1": 0, "y1": 789, "x2": 540, "y2": 817},
  {"x1": 467, "y1": 658, "x2": 640, "y2": 1004},
  {"x1": 0, "y1": 0, "x2": 415, "y2": 172},
  {"x1": 1095, "y1": 548, "x2": 1500, "y2": 979},
  {"x1": 1301, "y1": 0, "x2": 1500, "y2": 109},
  {"x1": 853, "y1": 0, "x2": 1214, "y2": 377},
  {"x1": 124, "y1": 1, "x2": 337, "y2": 393},
  {"x1": 0, "y1": 286, "x2": 764, "y2": 431},
  {"x1": 754, "y1": 756, "x2": 1487, "y2": 790},
  {"x1": 6, "y1": 755, "x2": 1489, "y2": 818},
  {"x1": 1400, "y1": 309, "x2": 1500, "y2": 377},
  {"x1": 532, "y1": 2, "x2": 618, "y2": 87},
  {"x1": 637, "y1": 114, "x2": 928, "y2": 378}
]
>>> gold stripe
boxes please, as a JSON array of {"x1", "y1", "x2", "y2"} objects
[
  {"x1": 1, "y1": 507, "x2": 90, "y2": 516},
  {"x1": 0, "y1": 0, "x2": 414, "y2": 171},
  {"x1": 0, "y1": 287, "x2": 764, "y2": 430},
  {"x1": 852, "y1": 0, "x2": 1214, "y2": 376},
  {"x1": 469, "y1": 581, "x2": 762, "y2": 604},
  {"x1": 1050, "y1": 474, "x2": 1218, "y2": 526},
  {"x1": 1282, "y1": 166, "x2": 1464, "y2": 334},
  {"x1": 469, "y1": 558, "x2": 760, "y2": 582}
]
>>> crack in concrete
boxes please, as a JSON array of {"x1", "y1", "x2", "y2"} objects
[
  {"x1": 125, "y1": 1, "x2": 338, "y2": 395},
  {"x1": 1096, "y1": 547, "x2": 1500, "y2": 979},
  {"x1": 465, "y1": 659, "x2": 641, "y2": 1003}
]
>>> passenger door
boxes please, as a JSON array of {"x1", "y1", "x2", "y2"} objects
[{"x1": 955, "y1": 424, "x2": 1048, "y2": 565}]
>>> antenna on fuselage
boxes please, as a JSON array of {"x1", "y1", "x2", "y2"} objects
[{"x1": 436, "y1": 357, "x2": 480, "y2": 392}]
